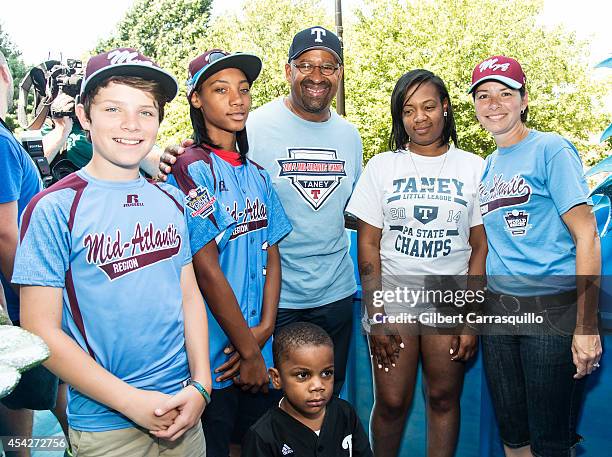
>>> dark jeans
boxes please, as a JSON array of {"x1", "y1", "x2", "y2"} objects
[
  {"x1": 482, "y1": 334, "x2": 585, "y2": 457},
  {"x1": 202, "y1": 384, "x2": 282, "y2": 456},
  {"x1": 275, "y1": 294, "x2": 354, "y2": 395}
]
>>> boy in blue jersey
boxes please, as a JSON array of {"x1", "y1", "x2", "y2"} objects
[
  {"x1": 167, "y1": 49, "x2": 292, "y2": 456},
  {"x1": 12, "y1": 48, "x2": 225, "y2": 456}
]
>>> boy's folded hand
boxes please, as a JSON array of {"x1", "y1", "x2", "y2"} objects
[
  {"x1": 150, "y1": 386, "x2": 206, "y2": 441},
  {"x1": 122, "y1": 389, "x2": 179, "y2": 432}
]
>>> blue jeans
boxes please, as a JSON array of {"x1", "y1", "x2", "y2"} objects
[{"x1": 481, "y1": 334, "x2": 585, "y2": 457}]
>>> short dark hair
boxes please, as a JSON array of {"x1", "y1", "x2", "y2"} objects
[
  {"x1": 388, "y1": 69, "x2": 458, "y2": 151},
  {"x1": 273, "y1": 322, "x2": 333, "y2": 368},
  {"x1": 189, "y1": 81, "x2": 249, "y2": 164},
  {"x1": 80, "y1": 75, "x2": 168, "y2": 123},
  {"x1": 518, "y1": 86, "x2": 529, "y2": 123}
]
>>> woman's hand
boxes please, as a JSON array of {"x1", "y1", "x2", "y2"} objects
[
  {"x1": 572, "y1": 332, "x2": 602, "y2": 379},
  {"x1": 450, "y1": 335, "x2": 478, "y2": 362},
  {"x1": 368, "y1": 327, "x2": 404, "y2": 372}
]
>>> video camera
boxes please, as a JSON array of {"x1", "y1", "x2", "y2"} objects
[
  {"x1": 17, "y1": 59, "x2": 84, "y2": 187},
  {"x1": 17, "y1": 58, "x2": 83, "y2": 128}
]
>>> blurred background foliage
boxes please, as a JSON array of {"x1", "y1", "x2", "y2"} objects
[{"x1": 4, "y1": 0, "x2": 611, "y2": 163}]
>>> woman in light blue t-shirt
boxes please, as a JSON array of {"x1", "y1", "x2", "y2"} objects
[{"x1": 470, "y1": 55, "x2": 602, "y2": 457}]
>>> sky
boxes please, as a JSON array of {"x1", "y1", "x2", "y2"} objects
[{"x1": 1, "y1": 0, "x2": 610, "y2": 68}]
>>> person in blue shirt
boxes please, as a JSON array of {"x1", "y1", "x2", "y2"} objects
[
  {"x1": 14, "y1": 48, "x2": 217, "y2": 456},
  {"x1": 0, "y1": 49, "x2": 49, "y2": 457},
  {"x1": 166, "y1": 49, "x2": 292, "y2": 457},
  {"x1": 471, "y1": 55, "x2": 602, "y2": 457}
]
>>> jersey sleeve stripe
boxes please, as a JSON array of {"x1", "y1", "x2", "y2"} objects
[
  {"x1": 173, "y1": 146, "x2": 217, "y2": 193},
  {"x1": 151, "y1": 183, "x2": 184, "y2": 214},
  {"x1": 20, "y1": 173, "x2": 88, "y2": 242},
  {"x1": 65, "y1": 267, "x2": 97, "y2": 359}
]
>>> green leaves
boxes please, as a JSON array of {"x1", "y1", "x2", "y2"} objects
[
  {"x1": 97, "y1": 0, "x2": 610, "y2": 162},
  {"x1": 346, "y1": 0, "x2": 609, "y2": 161},
  {"x1": 0, "y1": 25, "x2": 27, "y2": 129}
]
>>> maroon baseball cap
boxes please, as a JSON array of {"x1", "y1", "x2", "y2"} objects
[
  {"x1": 468, "y1": 55, "x2": 526, "y2": 94},
  {"x1": 80, "y1": 48, "x2": 178, "y2": 101},
  {"x1": 186, "y1": 49, "x2": 262, "y2": 98}
]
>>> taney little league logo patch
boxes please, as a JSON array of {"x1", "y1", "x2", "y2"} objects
[
  {"x1": 277, "y1": 148, "x2": 346, "y2": 210},
  {"x1": 185, "y1": 186, "x2": 216, "y2": 219}
]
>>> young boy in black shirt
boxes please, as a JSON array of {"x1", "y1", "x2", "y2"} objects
[{"x1": 242, "y1": 322, "x2": 373, "y2": 456}]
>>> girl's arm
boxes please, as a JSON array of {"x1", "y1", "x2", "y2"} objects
[
  {"x1": 192, "y1": 240, "x2": 269, "y2": 391},
  {"x1": 252, "y1": 244, "x2": 280, "y2": 347}
]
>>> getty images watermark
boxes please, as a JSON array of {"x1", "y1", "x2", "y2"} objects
[
  {"x1": 359, "y1": 275, "x2": 592, "y2": 335},
  {"x1": 369, "y1": 286, "x2": 544, "y2": 327}
]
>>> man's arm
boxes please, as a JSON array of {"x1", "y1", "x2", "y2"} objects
[
  {"x1": 0, "y1": 200, "x2": 18, "y2": 294},
  {"x1": 20, "y1": 285, "x2": 178, "y2": 431},
  {"x1": 42, "y1": 118, "x2": 73, "y2": 163},
  {"x1": 192, "y1": 240, "x2": 269, "y2": 392}
]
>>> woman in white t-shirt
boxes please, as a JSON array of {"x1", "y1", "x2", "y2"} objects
[{"x1": 346, "y1": 69, "x2": 487, "y2": 457}]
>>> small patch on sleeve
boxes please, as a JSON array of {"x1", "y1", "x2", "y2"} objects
[{"x1": 185, "y1": 186, "x2": 217, "y2": 219}]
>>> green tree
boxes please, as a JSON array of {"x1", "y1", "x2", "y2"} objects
[
  {"x1": 0, "y1": 25, "x2": 27, "y2": 129},
  {"x1": 96, "y1": 0, "x2": 213, "y2": 65},
  {"x1": 344, "y1": 0, "x2": 610, "y2": 162},
  {"x1": 96, "y1": 0, "x2": 215, "y2": 146}
]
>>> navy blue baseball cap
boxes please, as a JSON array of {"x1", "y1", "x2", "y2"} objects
[{"x1": 288, "y1": 26, "x2": 343, "y2": 64}]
